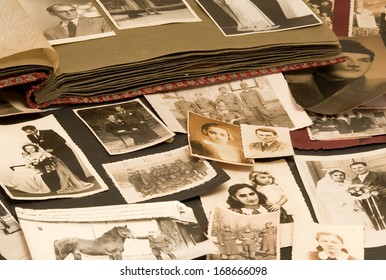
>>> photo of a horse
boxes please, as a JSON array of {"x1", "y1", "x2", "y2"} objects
[{"x1": 53, "y1": 225, "x2": 133, "y2": 260}]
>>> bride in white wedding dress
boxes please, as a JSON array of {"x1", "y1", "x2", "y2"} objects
[{"x1": 214, "y1": 0, "x2": 279, "y2": 32}]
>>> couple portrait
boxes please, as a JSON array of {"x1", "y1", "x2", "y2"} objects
[
  {"x1": 0, "y1": 116, "x2": 106, "y2": 199},
  {"x1": 295, "y1": 150, "x2": 386, "y2": 241}
]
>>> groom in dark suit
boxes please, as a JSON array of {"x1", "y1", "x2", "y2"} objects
[
  {"x1": 350, "y1": 162, "x2": 386, "y2": 230},
  {"x1": 21, "y1": 125, "x2": 87, "y2": 181}
]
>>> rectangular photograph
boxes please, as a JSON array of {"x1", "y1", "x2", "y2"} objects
[
  {"x1": 200, "y1": 159, "x2": 313, "y2": 247},
  {"x1": 207, "y1": 205, "x2": 280, "y2": 260},
  {"x1": 294, "y1": 148, "x2": 386, "y2": 247},
  {"x1": 349, "y1": 0, "x2": 386, "y2": 40},
  {"x1": 188, "y1": 112, "x2": 254, "y2": 166},
  {"x1": 103, "y1": 146, "x2": 218, "y2": 203},
  {"x1": 0, "y1": 200, "x2": 31, "y2": 260},
  {"x1": 0, "y1": 115, "x2": 109, "y2": 200},
  {"x1": 15, "y1": 201, "x2": 217, "y2": 260},
  {"x1": 145, "y1": 74, "x2": 311, "y2": 133},
  {"x1": 96, "y1": 0, "x2": 200, "y2": 30},
  {"x1": 17, "y1": 0, "x2": 115, "y2": 45},
  {"x1": 74, "y1": 99, "x2": 175, "y2": 155},
  {"x1": 196, "y1": 0, "x2": 321, "y2": 36},
  {"x1": 240, "y1": 124, "x2": 294, "y2": 159},
  {"x1": 291, "y1": 219, "x2": 364, "y2": 260},
  {"x1": 306, "y1": 108, "x2": 386, "y2": 141}
]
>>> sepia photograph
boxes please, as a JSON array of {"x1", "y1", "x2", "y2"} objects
[
  {"x1": 207, "y1": 206, "x2": 280, "y2": 260},
  {"x1": 187, "y1": 112, "x2": 254, "y2": 166},
  {"x1": 295, "y1": 148, "x2": 386, "y2": 247},
  {"x1": 196, "y1": 0, "x2": 321, "y2": 36},
  {"x1": 16, "y1": 201, "x2": 217, "y2": 260},
  {"x1": 0, "y1": 200, "x2": 31, "y2": 260},
  {"x1": 96, "y1": 0, "x2": 200, "y2": 29},
  {"x1": 0, "y1": 115, "x2": 109, "y2": 200},
  {"x1": 285, "y1": 36, "x2": 386, "y2": 114},
  {"x1": 74, "y1": 99, "x2": 175, "y2": 155},
  {"x1": 200, "y1": 159, "x2": 313, "y2": 247},
  {"x1": 103, "y1": 146, "x2": 217, "y2": 203},
  {"x1": 306, "y1": 0, "x2": 335, "y2": 30},
  {"x1": 145, "y1": 74, "x2": 311, "y2": 133},
  {"x1": 292, "y1": 220, "x2": 364, "y2": 260},
  {"x1": 349, "y1": 0, "x2": 386, "y2": 40},
  {"x1": 17, "y1": 0, "x2": 115, "y2": 45},
  {"x1": 240, "y1": 124, "x2": 294, "y2": 159},
  {"x1": 306, "y1": 108, "x2": 386, "y2": 141}
]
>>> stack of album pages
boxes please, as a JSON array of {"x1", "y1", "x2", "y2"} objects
[{"x1": 0, "y1": 0, "x2": 342, "y2": 108}]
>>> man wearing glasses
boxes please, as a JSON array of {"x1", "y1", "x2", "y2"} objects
[{"x1": 43, "y1": 3, "x2": 112, "y2": 40}]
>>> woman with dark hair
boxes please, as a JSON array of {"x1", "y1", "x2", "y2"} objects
[
  {"x1": 306, "y1": 231, "x2": 357, "y2": 260},
  {"x1": 249, "y1": 170, "x2": 294, "y2": 223},
  {"x1": 5, "y1": 144, "x2": 51, "y2": 194},
  {"x1": 190, "y1": 123, "x2": 251, "y2": 164},
  {"x1": 226, "y1": 183, "x2": 270, "y2": 214},
  {"x1": 7, "y1": 144, "x2": 93, "y2": 195},
  {"x1": 316, "y1": 169, "x2": 373, "y2": 228}
]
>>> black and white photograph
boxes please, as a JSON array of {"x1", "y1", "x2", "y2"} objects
[
  {"x1": 195, "y1": 0, "x2": 321, "y2": 36},
  {"x1": 306, "y1": 108, "x2": 386, "y2": 141},
  {"x1": 145, "y1": 74, "x2": 311, "y2": 133},
  {"x1": 18, "y1": 0, "x2": 115, "y2": 45},
  {"x1": 285, "y1": 36, "x2": 386, "y2": 115},
  {"x1": 306, "y1": 0, "x2": 335, "y2": 30},
  {"x1": 188, "y1": 112, "x2": 254, "y2": 166},
  {"x1": 0, "y1": 200, "x2": 31, "y2": 260},
  {"x1": 0, "y1": 115, "x2": 109, "y2": 200},
  {"x1": 16, "y1": 201, "x2": 217, "y2": 260},
  {"x1": 208, "y1": 206, "x2": 280, "y2": 260},
  {"x1": 74, "y1": 99, "x2": 175, "y2": 155},
  {"x1": 200, "y1": 159, "x2": 313, "y2": 247},
  {"x1": 294, "y1": 148, "x2": 386, "y2": 247},
  {"x1": 240, "y1": 124, "x2": 294, "y2": 159},
  {"x1": 292, "y1": 220, "x2": 364, "y2": 260},
  {"x1": 103, "y1": 146, "x2": 217, "y2": 203},
  {"x1": 349, "y1": 0, "x2": 385, "y2": 39},
  {"x1": 96, "y1": 0, "x2": 200, "y2": 30}
]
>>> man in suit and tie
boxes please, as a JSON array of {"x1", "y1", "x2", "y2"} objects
[
  {"x1": 21, "y1": 125, "x2": 87, "y2": 181},
  {"x1": 249, "y1": 127, "x2": 286, "y2": 154},
  {"x1": 43, "y1": 3, "x2": 112, "y2": 40},
  {"x1": 350, "y1": 161, "x2": 386, "y2": 230}
]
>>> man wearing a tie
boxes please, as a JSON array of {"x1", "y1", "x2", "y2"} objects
[
  {"x1": 248, "y1": 127, "x2": 286, "y2": 154},
  {"x1": 43, "y1": 3, "x2": 112, "y2": 40}
]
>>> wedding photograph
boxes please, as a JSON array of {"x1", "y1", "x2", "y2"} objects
[
  {"x1": 295, "y1": 148, "x2": 386, "y2": 247},
  {"x1": 0, "y1": 115, "x2": 109, "y2": 200}
]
